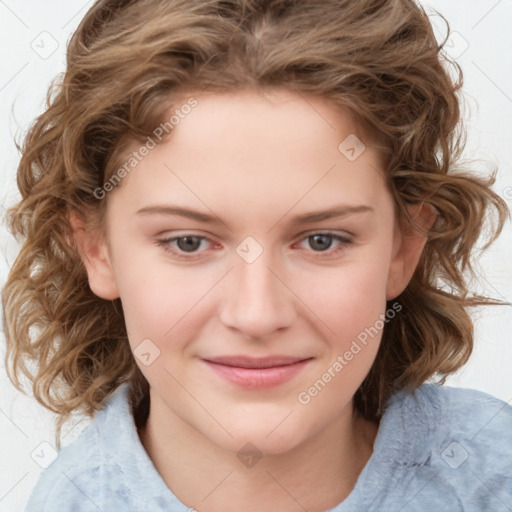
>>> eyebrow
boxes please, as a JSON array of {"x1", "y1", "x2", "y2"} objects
[
  {"x1": 135, "y1": 204, "x2": 374, "y2": 224},
  {"x1": 287, "y1": 204, "x2": 374, "y2": 224},
  {"x1": 136, "y1": 205, "x2": 223, "y2": 223}
]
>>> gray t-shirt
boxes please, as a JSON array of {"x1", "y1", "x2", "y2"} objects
[{"x1": 24, "y1": 383, "x2": 512, "y2": 511}]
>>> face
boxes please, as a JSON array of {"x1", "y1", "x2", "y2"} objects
[{"x1": 80, "y1": 88, "x2": 427, "y2": 456}]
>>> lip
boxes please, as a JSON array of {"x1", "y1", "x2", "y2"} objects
[{"x1": 201, "y1": 355, "x2": 313, "y2": 389}]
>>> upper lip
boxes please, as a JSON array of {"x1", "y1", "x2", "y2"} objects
[{"x1": 202, "y1": 356, "x2": 311, "y2": 369}]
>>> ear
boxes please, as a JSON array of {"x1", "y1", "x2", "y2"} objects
[
  {"x1": 386, "y1": 202, "x2": 437, "y2": 301},
  {"x1": 69, "y1": 211, "x2": 120, "y2": 300}
]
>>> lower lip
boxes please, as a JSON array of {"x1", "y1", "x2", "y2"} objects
[{"x1": 202, "y1": 359, "x2": 311, "y2": 389}]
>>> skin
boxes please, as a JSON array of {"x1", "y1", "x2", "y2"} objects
[{"x1": 74, "y1": 88, "x2": 434, "y2": 511}]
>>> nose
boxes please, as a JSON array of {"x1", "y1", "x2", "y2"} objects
[{"x1": 219, "y1": 250, "x2": 296, "y2": 341}]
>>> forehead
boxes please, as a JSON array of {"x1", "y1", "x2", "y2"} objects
[
  {"x1": 107, "y1": 88, "x2": 390, "y2": 223},
  {"x1": 166, "y1": 88, "x2": 372, "y2": 159}
]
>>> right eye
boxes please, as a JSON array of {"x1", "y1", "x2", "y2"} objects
[{"x1": 156, "y1": 234, "x2": 216, "y2": 260}]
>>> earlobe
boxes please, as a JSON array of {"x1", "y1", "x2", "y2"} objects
[
  {"x1": 69, "y1": 211, "x2": 120, "y2": 300},
  {"x1": 385, "y1": 203, "x2": 437, "y2": 301}
]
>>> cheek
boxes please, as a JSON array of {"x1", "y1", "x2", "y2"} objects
[
  {"x1": 294, "y1": 262, "x2": 390, "y2": 419},
  {"x1": 110, "y1": 246, "x2": 210, "y2": 348},
  {"x1": 301, "y1": 256, "x2": 391, "y2": 344}
]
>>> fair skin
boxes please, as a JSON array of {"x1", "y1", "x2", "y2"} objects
[{"x1": 74, "y1": 88, "x2": 434, "y2": 511}]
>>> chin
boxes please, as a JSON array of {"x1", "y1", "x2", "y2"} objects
[
  {"x1": 223, "y1": 432, "x2": 304, "y2": 459},
  {"x1": 205, "y1": 416, "x2": 309, "y2": 457}
]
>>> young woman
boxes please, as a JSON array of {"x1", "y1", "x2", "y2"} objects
[{"x1": 3, "y1": 1, "x2": 511, "y2": 510}]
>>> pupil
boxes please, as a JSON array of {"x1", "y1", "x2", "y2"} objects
[
  {"x1": 177, "y1": 236, "x2": 201, "y2": 252},
  {"x1": 310, "y1": 234, "x2": 332, "y2": 251}
]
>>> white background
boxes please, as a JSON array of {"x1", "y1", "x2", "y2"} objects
[{"x1": 1, "y1": 1, "x2": 511, "y2": 510}]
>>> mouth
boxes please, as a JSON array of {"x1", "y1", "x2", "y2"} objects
[{"x1": 201, "y1": 355, "x2": 313, "y2": 389}]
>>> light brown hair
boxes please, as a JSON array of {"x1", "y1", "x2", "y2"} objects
[{"x1": 2, "y1": 0, "x2": 508, "y2": 447}]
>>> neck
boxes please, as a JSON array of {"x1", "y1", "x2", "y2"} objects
[{"x1": 138, "y1": 393, "x2": 379, "y2": 512}]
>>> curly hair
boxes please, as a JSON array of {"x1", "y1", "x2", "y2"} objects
[{"x1": 2, "y1": 0, "x2": 508, "y2": 448}]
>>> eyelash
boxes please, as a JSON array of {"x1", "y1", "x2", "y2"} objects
[{"x1": 156, "y1": 232, "x2": 353, "y2": 261}]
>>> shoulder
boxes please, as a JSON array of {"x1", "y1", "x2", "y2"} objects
[
  {"x1": 24, "y1": 384, "x2": 140, "y2": 511},
  {"x1": 402, "y1": 383, "x2": 512, "y2": 450},
  {"x1": 392, "y1": 383, "x2": 512, "y2": 433},
  {"x1": 370, "y1": 384, "x2": 512, "y2": 511}
]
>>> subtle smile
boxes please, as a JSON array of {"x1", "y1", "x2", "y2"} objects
[{"x1": 201, "y1": 356, "x2": 313, "y2": 389}]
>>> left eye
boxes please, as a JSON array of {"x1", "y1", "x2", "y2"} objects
[
  {"x1": 301, "y1": 233, "x2": 339, "y2": 252},
  {"x1": 296, "y1": 233, "x2": 351, "y2": 253}
]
